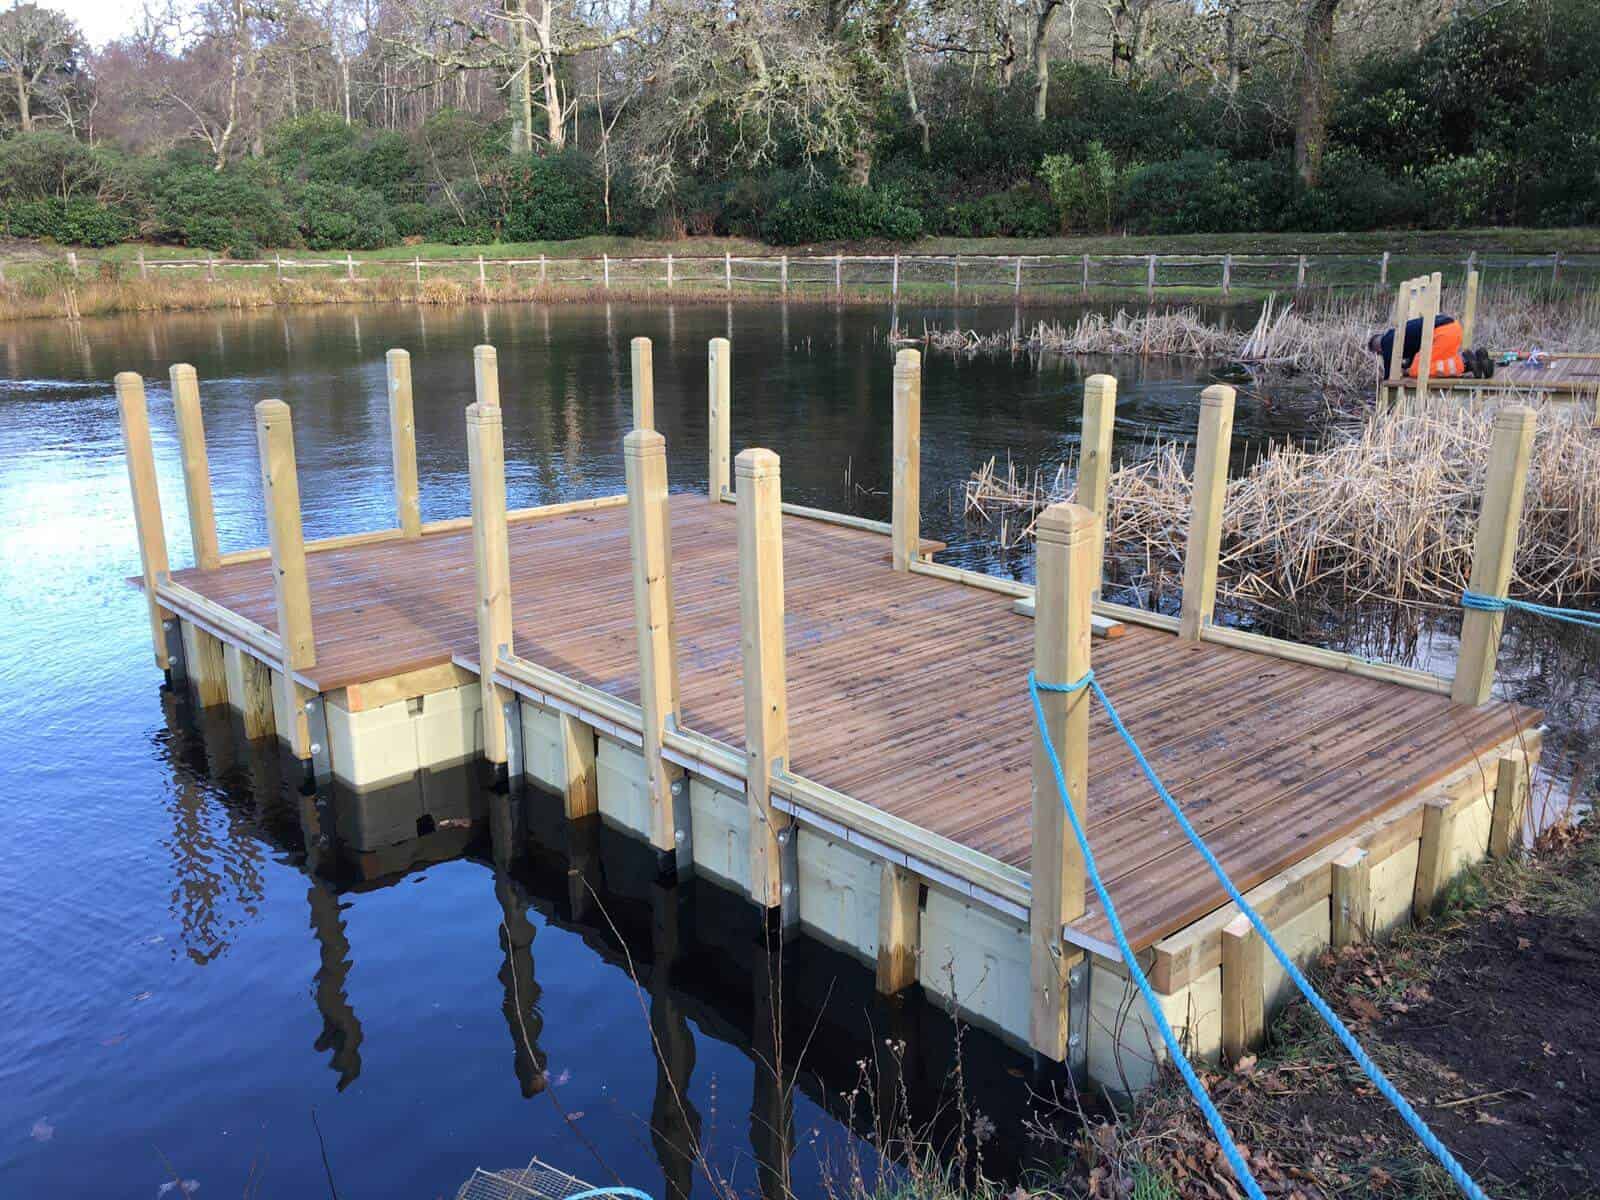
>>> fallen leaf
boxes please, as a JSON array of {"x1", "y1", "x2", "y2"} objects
[
  {"x1": 1348, "y1": 995, "x2": 1382, "y2": 1023},
  {"x1": 1517, "y1": 937, "x2": 1532, "y2": 950}
]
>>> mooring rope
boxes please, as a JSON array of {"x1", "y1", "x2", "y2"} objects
[
  {"x1": 1462, "y1": 589, "x2": 1600, "y2": 630},
  {"x1": 1029, "y1": 670, "x2": 1492, "y2": 1200},
  {"x1": 562, "y1": 1189, "x2": 656, "y2": 1200}
]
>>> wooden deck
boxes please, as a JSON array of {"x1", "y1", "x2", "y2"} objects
[{"x1": 166, "y1": 495, "x2": 1536, "y2": 953}]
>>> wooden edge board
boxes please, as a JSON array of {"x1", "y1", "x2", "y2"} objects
[
  {"x1": 1146, "y1": 725, "x2": 1544, "y2": 993},
  {"x1": 215, "y1": 493, "x2": 630, "y2": 567},
  {"x1": 718, "y1": 493, "x2": 944, "y2": 557},
  {"x1": 911, "y1": 560, "x2": 1125, "y2": 637},
  {"x1": 1200, "y1": 624, "x2": 1452, "y2": 695},
  {"x1": 329, "y1": 661, "x2": 478, "y2": 712},
  {"x1": 156, "y1": 580, "x2": 282, "y2": 663}
]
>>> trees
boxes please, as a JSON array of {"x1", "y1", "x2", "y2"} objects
[
  {"x1": 0, "y1": 3, "x2": 84, "y2": 133},
  {"x1": 1293, "y1": 0, "x2": 1341, "y2": 187}
]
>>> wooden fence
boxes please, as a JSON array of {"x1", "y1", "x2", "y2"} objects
[{"x1": 45, "y1": 247, "x2": 1600, "y2": 300}]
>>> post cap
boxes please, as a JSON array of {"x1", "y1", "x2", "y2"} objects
[
  {"x1": 735, "y1": 447, "x2": 781, "y2": 479},
  {"x1": 169, "y1": 362, "x2": 197, "y2": 382},
  {"x1": 709, "y1": 336, "x2": 729, "y2": 354},
  {"x1": 894, "y1": 347, "x2": 921, "y2": 372},
  {"x1": 632, "y1": 336, "x2": 652, "y2": 353},
  {"x1": 1199, "y1": 383, "x2": 1236, "y2": 410},
  {"x1": 473, "y1": 343, "x2": 496, "y2": 364},
  {"x1": 254, "y1": 397, "x2": 290, "y2": 421},
  {"x1": 623, "y1": 428, "x2": 666, "y2": 458},
  {"x1": 1035, "y1": 501, "x2": 1099, "y2": 548},
  {"x1": 386, "y1": 347, "x2": 410, "y2": 363},
  {"x1": 1494, "y1": 404, "x2": 1536, "y2": 433},
  {"x1": 1084, "y1": 373, "x2": 1117, "y2": 402}
]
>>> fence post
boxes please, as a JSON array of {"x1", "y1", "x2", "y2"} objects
[
  {"x1": 1015, "y1": 256, "x2": 1023, "y2": 295},
  {"x1": 347, "y1": 252, "x2": 356, "y2": 281},
  {"x1": 206, "y1": 254, "x2": 215, "y2": 282},
  {"x1": 539, "y1": 254, "x2": 547, "y2": 286},
  {"x1": 386, "y1": 348, "x2": 421, "y2": 538},
  {"x1": 780, "y1": 254, "x2": 788, "y2": 296},
  {"x1": 603, "y1": 254, "x2": 610, "y2": 289},
  {"x1": 1461, "y1": 268, "x2": 1481, "y2": 348},
  {"x1": 276, "y1": 252, "x2": 283, "y2": 280},
  {"x1": 169, "y1": 364, "x2": 220, "y2": 571},
  {"x1": 1221, "y1": 914, "x2": 1265, "y2": 1062},
  {"x1": 1079, "y1": 374, "x2": 1117, "y2": 598},
  {"x1": 891, "y1": 254, "x2": 899, "y2": 299},
  {"x1": 835, "y1": 253, "x2": 843, "y2": 297},
  {"x1": 724, "y1": 252, "x2": 732, "y2": 294},
  {"x1": 478, "y1": 254, "x2": 487, "y2": 296},
  {"x1": 1296, "y1": 254, "x2": 1307, "y2": 291},
  {"x1": 138, "y1": 249, "x2": 148, "y2": 280},
  {"x1": 1178, "y1": 384, "x2": 1236, "y2": 642},
  {"x1": 952, "y1": 254, "x2": 960, "y2": 302},
  {"x1": 115, "y1": 372, "x2": 173, "y2": 670},
  {"x1": 625, "y1": 428, "x2": 686, "y2": 867},
  {"x1": 708, "y1": 337, "x2": 731, "y2": 499},
  {"x1": 891, "y1": 348, "x2": 922, "y2": 572},
  {"x1": 1081, "y1": 253, "x2": 1090, "y2": 294},
  {"x1": 413, "y1": 255, "x2": 421, "y2": 285},
  {"x1": 1489, "y1": 751, "x2": 1529, "y2": 860},
  {"x1": 466, "y1": 396, "x2": 513, "y2": 767},
  {"x1": 1381, "y1": 275, "x2": 1414, "y2": 410},
  {"x1": 1414, "y1": 272, "x2": 1441, "y2": 406},
  {"x1": 631, "y1": 336, "x2": 654, "y2": 431},
  {"x1": 255, "y1": 399, "x2": 317, "y2": 761},
  {"x1": 1551, "y1": 252, "x2": 1562, "y2": 288},
  {"x1": 1028, "y1": 500, "x2": 1095, "y2": 1063},
  {"x1": 1146, "y1": 254, "x2": 1156, "y2": 299},
  {"x1": 1453, "y1": 405, "x2": 1537, "y2": 706},
  {"x1": 1221, "y1": 253, "x2": 1231, "y2": 297},
  {"x1": 68, "y1": 250, "x2": 79, "y2": 279},
  {"x1": 666, "y1": 253, "x2": 674, "y2": 291},
  {"x1": 737, "y1": 447, "x2": 792, "y2": 914}
]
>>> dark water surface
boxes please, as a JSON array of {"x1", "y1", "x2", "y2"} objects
[{"x1": 0, "y1": 299, "x2": 1578, "y2": 1199}]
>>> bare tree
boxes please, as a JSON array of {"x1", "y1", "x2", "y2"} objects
[
  {"x1": 1293, "y1": 0, "x2": 1340, "y2": 186},
  {"x1": 0, "y1": 3, "x2": 84, "y2": 133},
  {"x1": 1030, "y1": 0, "x2": 1062, "y2": 119}
]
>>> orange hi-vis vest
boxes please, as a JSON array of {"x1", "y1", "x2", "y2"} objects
[{"x1": 1407, "y1": 318, "x2": 1466, "y2": 377}]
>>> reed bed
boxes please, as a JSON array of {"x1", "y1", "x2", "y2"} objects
[
  {"x1": 963, "y1": 410, "x2": 1600, "y2": 611},
  {"x1": 927, "y1": 285, "x2": 1600, "y2": 407}
]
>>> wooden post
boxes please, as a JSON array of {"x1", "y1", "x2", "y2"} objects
[
  {"x1": 1028, "y1": 501, "x2": 1096, "y2": 1062},
  {"x1": 1014, "y1": 256, "x2": 1023, "y2": 295},
  {"x1": 466, "y1": 397, "x2": 513, "y2": 766},
  {"x1": 1081, "y1": 253, "x2": 1090, "y2": 294},
  {"x1": 625, "y1": 429, "x2": 684, "y2": 860},
  {"x1": 234, "y1": 650, "x2": 276, "y2": 740},
  {"x1": 346, "y1": 252, "x2": 356, "y2": 281},
  {"x1": 67, "y1": 250, "x2": 79, "y2": 279},
  {"x1": 138, "y1": 249, "x2": 148, "y2": 280},
  {"x1": 275, "y1": 252, "x2": 283, "y2": 280},
  {"x1": 1178, "y1": 384, "x2": 1236, "y2": 641},
  {"x1": 1296, "y1": 254, "x2": 1307, "y2": 291},
  {"x1": 1146, "y1": 253, "x2": 1156, "y2": 299},
  {"x1": 386, "y1": 348, "x2": 422, "y2": 538},
  {"x1": 1331, "y1": 847, "x2": 1371, "y2": 947},
  {"x1": 952, "y1": 254, "x2": 960, "y2": 302},
  {"x1": 1488, "y1": 750, "x2": 1529, "y2": 859},
  {"x1": 631, "y1": 336, "x2": 655, "y2": 431},
  {"x1": 835, "y1": 253, "x2": 842, "y2": 297},
  {"x1": 1381, "y1": 275, "x2": 1413, "y2": 410},
  {"x1": 666, "y1": 253, "x2": 674, "y2": 291},
  {"x1": 891, "y1": 254, "x2": 899, "y2": 299},
  {"x1": 475, "y1": 255, "x2": 486, "y2": 296},
  {"x1": 1414, "y1": 272, "x2": 1441, "y2": 405},
  {"x1": 1413, "y1": 796, "x2": 1455, "y2": 920},
  {"x1": 708, "y1": 337, "x2": 731, "y2": 499},
  {"x1": 891, "y1": 348, "x2": 922, "y2": 572},
  {"x1": 205, "y1": 254, "x2": 215, "y2": 282},
  {"x1": 255, "y1": 399, "x2": 316, "y2": 759},
  {"x1": 1221, "y1": 253, "x2": 1231, "y2": 296},
  {"x1": 1220, "y1": 913, "x2": 1264, "y2": 1062},
  {"x1": 1461, "y1": 268, "x2": 1481, "y2": 348},
  {"x1": 168, "y1": 364, "x2": 220, "y2": 571},
  {"x1": 116, "y1": 372, "x2": 173, "y2": 669},
  {"x1": 736, "y1": 447, "x2": 790, "y2": 910},
  {"x1": 780, "y1": 254, "x2": 788, "y2": 296},
  {"x1": 1079, "y1": 374, "x2": 1117, "y2": 598},
  {"x1": 1551, "y1": 252, "x2": 1562, "y2": 288},
  {"x1": 1379, "y1": 250, "x2": 1390, "y2": 288},
  {"x1": 603, "y1": 254, "x2": 610, "y2": 289},
  {"x1": 875, "y1": 863, "x2": 920, "y2": 994},
  {"x1": 539, "y1": 254, "x2": 547, "y2": 286},
  {"x1": 1453, "y1": 404, "x2": 1537, "y2": 705},
  {"x1": 557, "y1": 712, "x2": 598, "y2": 819}
]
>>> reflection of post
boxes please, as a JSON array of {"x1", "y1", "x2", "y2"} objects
[
  {"x1": 749, "y1": 948, "x2": 794, "y2": 1200},
  {"x1": 649, "y1": 882, "x2": 701, "y2": 1200},
  {"x1": 495, "y1": 865, "x2": 548, "y2": 1097},
  {"x1": 298, "y1": 797, "x2": 365, "y2": 1093}
]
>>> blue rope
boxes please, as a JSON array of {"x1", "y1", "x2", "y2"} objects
[
  {"x1": 564, "y1": 1189, "x2": 656, "y2": 1200},
  {"x1": 1027, "y1": 670, "x2": 1268, "y2": 1200},
  {"x1": 1031, "y1": 670, "x2": 1491, "y2": 1200},
  {"x1": 1462, "y1": 589, "x2": 1600, "y2": 630}
]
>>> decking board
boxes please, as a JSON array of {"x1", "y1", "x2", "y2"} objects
[{"x1": 166, "y1": 494, "x2": 1535, "y2": 950}]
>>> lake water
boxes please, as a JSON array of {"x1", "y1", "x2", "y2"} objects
[{"x1": 0, "y1": 299, "x2": 1589, "y2": 1200}]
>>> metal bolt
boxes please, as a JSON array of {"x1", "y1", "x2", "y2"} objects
[
  {"x1": 164, "y1": 620, "x2": 175, "y2": 630},
  {"x1": 1069, "y1": 1032, "x2": 1081, "y2": 1049},
  {"x1": 304, "y1": 700, "x2": 315, "y2": 713},
  {"x1": 782, "y1": 883, "x2": 793, "y2": 897},
  {"x1": 310, "y1": 742, "x2": 322, "y2": 755},
  {"x1": 503, "y1": 703, "x2": 513, "y2": 716},
  {"x1": 777, "y1": 828, "x2": 790, "y2": 844},
  {"x1": 674, "y1": 829, "x2": 686, "y2": 844},
  {"x1": 670, "y1": 779, "x2": 684, "y2": 796},
  {"x1": 1068, "y1": 967, "x2": 1084, "y2": 987}
]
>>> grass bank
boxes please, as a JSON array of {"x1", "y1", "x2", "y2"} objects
[{"x1": 2, "y1": 229, "x2": 1596, "y2": 323}]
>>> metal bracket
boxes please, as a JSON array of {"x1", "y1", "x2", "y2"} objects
[
  {"x1": 670, "y1": 773, "x2": 694, "y2": 874},
  {"x1": 1066, "y1": 957, "x2": 1091, "y2": 1079},
  {"x1": 303, "y1": 694, "x2": 333, "y2": 785},
  {"x1": 503, "y1": 697, "x2": 524, "y2": 786},
  {"x1": 163, "y1": 616, "x2": 188, "y2": 686},
  {"x1": 776, "y1": 821, "x2": 800, "y2": 930}
]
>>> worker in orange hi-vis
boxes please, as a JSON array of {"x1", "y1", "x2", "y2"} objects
[{"x1": 1368, "y1": 315, "x2": 1495, "y2": 379}]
